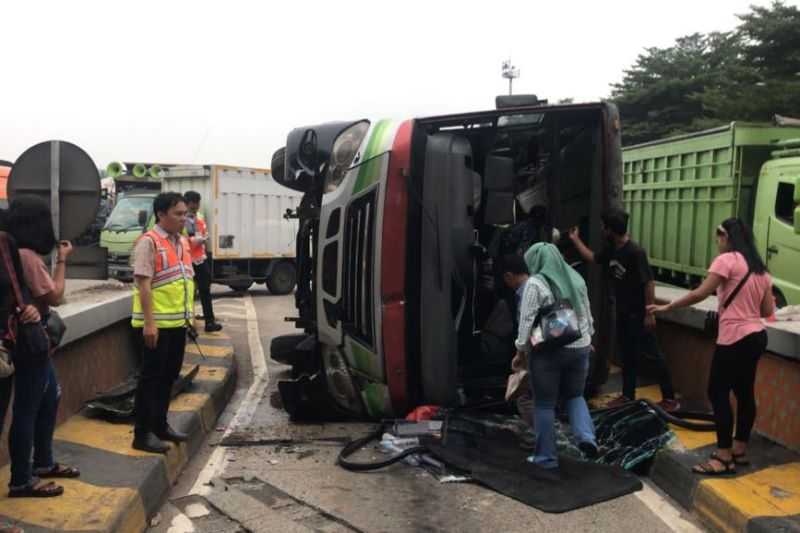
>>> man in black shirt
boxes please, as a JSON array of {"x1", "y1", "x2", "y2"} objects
[{"x1": 569, "y1": 209, "x2": 679, "y2": 411}]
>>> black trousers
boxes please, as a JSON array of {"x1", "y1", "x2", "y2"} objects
[
  {"x1": 134, "y1": 327, "x2": 186, "y2": 436},
  {"x1": 195, "y1": 260, "x2": 215, "y2": 323},
  {"x1": 0, "y1": 374, "x2": 11, "y2": 436},
  {"x1": 708, "y1": 330, "x2": 767, "y2": 449},
  {"x1": 618, "y1": 313, "x2": 675, "y2": 401}
]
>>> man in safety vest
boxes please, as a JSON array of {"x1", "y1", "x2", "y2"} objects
[
  {"x1": 131, "y1": 192, "x2": 195, "y2": 453},
  {"x1": 183, "y1": 191, "x2": 222, "y2": 332}
]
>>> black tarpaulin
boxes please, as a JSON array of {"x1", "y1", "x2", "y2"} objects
[{"x1": 421, "y1": 409, "x2": 646, "y2": 513}]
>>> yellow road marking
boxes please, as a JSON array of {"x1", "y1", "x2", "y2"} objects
[
  {"x1": 185, "y1": 343, "x2": 233, "y2": 358},
  {"x1": 696, "y1": 463, "x2": 800, "y2": 533},
  {"x1": 0, "y1": 468, "x2": 146, "y2": 532},
  {"x1": 199, "y1": 331, "x2": 231, "y2": 340},
  {"x1": 170, "y1": 392, "x2": 216, "y2": 431},
  {"x1": 54, "y1": 415, "x2": 188, "y2": 483},
  {"x1": 179, "y1": 363, "x2": 227, "y2": 383}
]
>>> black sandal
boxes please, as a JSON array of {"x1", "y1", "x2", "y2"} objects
[
  {"x1": 692, "y1": 452, "x2": 736, "y2": 476},
  {"x1": 8, "y1": 480, "x2": 64, "y2": 498},
  {"x1": 34, "y1": 463, "x2": 80, "y2": 479}
]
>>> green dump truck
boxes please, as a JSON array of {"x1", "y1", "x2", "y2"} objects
[{"x1": 623, "y1": 122, "x2": 800, "y2": 306}]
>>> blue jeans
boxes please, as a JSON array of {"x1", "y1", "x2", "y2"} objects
[
  {"x1": 528, "y1": 346, "x2": 596, "y2": 469},
  {"x1": 9, "y1": 359, "x2": 60, "y2": 488}
]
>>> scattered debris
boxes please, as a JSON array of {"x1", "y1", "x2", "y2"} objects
[{"x1": 149, "y1": 512, "x2": 162, "y2": 527}]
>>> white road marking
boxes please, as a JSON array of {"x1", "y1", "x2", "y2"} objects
[
  {"x1": 189, "y1": 294, "x2": 269, "y2": 496},
  {"x1": 166, "y1": 512, "x2": 195, "y2": 533},
  {"x1": 635, "y1": 480, "x2": 703, "y2": 533}
]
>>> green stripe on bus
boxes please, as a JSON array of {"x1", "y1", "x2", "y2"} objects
[{"x1": 353, "y1": 120, "x2": 391, "y2": 194}]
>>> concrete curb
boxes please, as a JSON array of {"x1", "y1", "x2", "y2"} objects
[
  {"x1": 0, "y1": 330, "x2": 237, "y2": 533},
  {"x1": 623, "y1": 384, "x2": 800, "y2": 532}
]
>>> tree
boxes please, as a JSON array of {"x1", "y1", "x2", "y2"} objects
[
  {"x1": 738, "y1": 1, "x2": 800, "y2": 79},
  {"x1": 610, "y1": 1, "x2": 800, "y2": 145}
]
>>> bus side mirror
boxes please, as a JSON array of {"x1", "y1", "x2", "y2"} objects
[
  {"x1": 297, "y1": 129, "x2": 319, "y2": 178},
  {"x1": 138, "y1": 210, "x2": 148, "y2": 228}
]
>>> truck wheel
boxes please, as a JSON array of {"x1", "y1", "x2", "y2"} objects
[
  {"x1": 227, "y1": 281, "x2": 253, "y2": 292},
  {"x1": 267, "y1": 261, "x2": 297, "y2": 295}
]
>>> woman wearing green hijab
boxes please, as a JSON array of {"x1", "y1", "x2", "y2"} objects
[{"x1": 514, "y1": 242, "x2": 597, "y2": 468}]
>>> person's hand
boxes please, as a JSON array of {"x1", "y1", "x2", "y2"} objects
[
  {"x1": 647, "y1": 304, "x2": 669, "y2": 315},
  {"x1": 143, "y1": 322, "x2": 159, "y2": 349},
  {"x1": 511, "y1": 351, "x2": 526, "y2": 372},
  {"x1": 644, "y1": 313, "x2": 657, "y2": 331},
  {"x1": 568, "y1": 226, "x2": 580, "y2": 242},
  {"x1": 20, "y1": 304, "x2": 41, "y2": 324},
  {"x1": 57, "y1": 241, "x2": 73, "y2": 261}
]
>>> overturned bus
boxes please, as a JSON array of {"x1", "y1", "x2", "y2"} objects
[{"x1": 270, "y1": 98, "x2": 623, "y2": 420}]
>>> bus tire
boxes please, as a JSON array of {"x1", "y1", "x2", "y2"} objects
[{"x1": 267, "y1": 261, "x2": 297, "y2": 295}]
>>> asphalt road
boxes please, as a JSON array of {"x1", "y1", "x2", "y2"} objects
[{"x1": 151, "y1": 289, "x2": 707, "y2": 533}]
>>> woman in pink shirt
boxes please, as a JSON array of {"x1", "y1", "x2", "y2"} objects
[
  {"x1": 649, "y1": 218, "x2": 774, "y2": 476},
  {"x1": 6, "y1": 196, "x2": 80, "y2": 499}
]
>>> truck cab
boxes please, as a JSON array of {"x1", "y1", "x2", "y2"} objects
[
  {"x1": 271, "y1": 100, "x2": 623, "y2": 419},
  {"x1": 100, "y1": 164, "x2": 162, "y2": 280},
  {"x1": 753, "y1": 138, "x2": 800, "y2": 307}
]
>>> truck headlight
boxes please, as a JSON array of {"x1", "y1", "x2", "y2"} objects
[{"x1": 324, "y1": 121, "x2": 370, "y2": 193}]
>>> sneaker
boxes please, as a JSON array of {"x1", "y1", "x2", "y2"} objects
[
  {"x1": 657, "y1": 398, "x2": 681, "y2": 413},
  {"x1": 204, "y1": 322, "x2": 223, "y2": 333},
  {"x1": 606, "y1": 395, "x2": 633, "y2": 408}
]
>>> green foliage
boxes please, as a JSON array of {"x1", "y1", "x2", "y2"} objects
[{"x1": 612, "y1": 1, "x2": 800, "y2": 145}]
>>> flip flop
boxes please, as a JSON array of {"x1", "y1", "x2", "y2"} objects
[
  {"x1": 8, "y1": 481, "x2": 64, "y2": 498},
  {"x1": 692, "y1": 452, "x2": 736, "y2": 476},
  {"x1": 34, "y1": 463, "x2": 80, "y2": 478}
]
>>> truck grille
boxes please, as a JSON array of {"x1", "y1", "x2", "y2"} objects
[{"x1": 342, "y1": 190, "x2": 377, "y2": 347}]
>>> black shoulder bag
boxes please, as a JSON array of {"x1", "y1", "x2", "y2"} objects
[
  {"x1": 704, "y1": 270, "x2": 752, "y2": 337},
  {"x1": 0, "y1": 233, "x2": 51, "y2": 365}
]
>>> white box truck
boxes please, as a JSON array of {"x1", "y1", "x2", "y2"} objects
[{"x1": 162, "y1": 165, "x2": 302, "y2": 293}]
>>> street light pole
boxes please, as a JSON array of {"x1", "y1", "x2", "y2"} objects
[{"x1": 501, "y1": 59, "x2": 520, "y2": 95}]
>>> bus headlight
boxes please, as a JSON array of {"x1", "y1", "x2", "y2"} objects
[{"x1": 324, "y1": 121, "x2": 370, "y2": 193}]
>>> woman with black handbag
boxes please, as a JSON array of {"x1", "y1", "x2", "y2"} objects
[
  {"x1": 0, "y1": 210, "x2": 40, "y2": 532},
  {"x1": 5, "y1": 196, "x2": 80, "y2": 498},
  {"x1": 512, "y1": 242, "x2": 598, "y2": 469},
  {"x1": 649, "y1": 218, "x2": 774, "y2": 476}
]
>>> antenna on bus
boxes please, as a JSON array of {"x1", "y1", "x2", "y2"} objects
[{"x1": 501, "y1": 59, "x2": 520, "y2": 96}]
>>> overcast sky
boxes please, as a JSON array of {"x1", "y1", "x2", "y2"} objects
[{"x1": 2, "y1": 0, "x2": 793, "y2": 169}]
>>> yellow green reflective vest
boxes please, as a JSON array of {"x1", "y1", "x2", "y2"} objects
[{"x1": 132, "y1": 229, "x2": 195, "y2": 329}]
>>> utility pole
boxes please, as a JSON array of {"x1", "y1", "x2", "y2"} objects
[{"x1": 501, "y1": 59, "x2": 520, "y2": 95}]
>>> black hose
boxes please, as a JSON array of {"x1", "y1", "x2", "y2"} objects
[
  {"x1": 593, "y1": 399, "x2": 716, "y2": 431},
  {"x1": 336, "y1": 424, "x2": 430, "y2": 472}
]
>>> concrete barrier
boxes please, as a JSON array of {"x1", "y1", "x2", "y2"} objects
[
  {"x1": 654, "y1": 284, "x2": 800, "y2": 451},
  {"x1": 648, "y1": 284, "x2": 800, "y2": 532}
]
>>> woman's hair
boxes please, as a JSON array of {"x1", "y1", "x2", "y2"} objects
[
  {"x1": 719, "y1": 217, "x2": 766, "y2": 274},
  {"x1": 7, "y1": 195, "x2": 58, "y2": 255}
]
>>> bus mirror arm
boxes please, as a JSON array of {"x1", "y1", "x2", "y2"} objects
[{"x1": 794, "y1": 206, "x2": 800, "y2": 235}]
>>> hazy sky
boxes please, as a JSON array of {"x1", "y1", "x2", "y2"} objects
[{"x1": 2, "y1": 0, "x2": 793, "y2": 169}]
